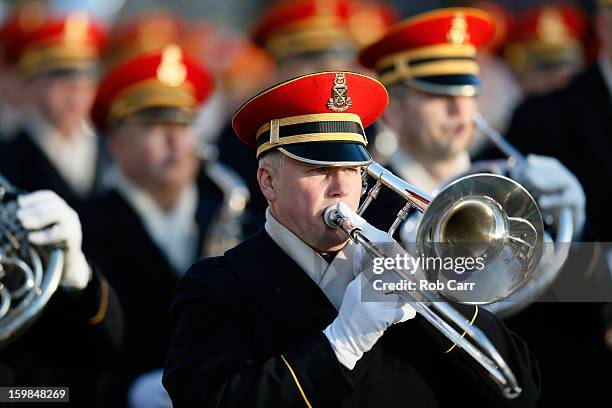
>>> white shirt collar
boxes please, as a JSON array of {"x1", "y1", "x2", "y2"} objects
[
  {"x1": 598, "y1": 55, "x2": 612, "y2": 101},
  {"x1": 389, "y1": 148, "x2": 471, "y2": 196},
  {"x1": 264, "y1": 207, "x2": 357, "y2": 310},
  {"x1": 26, "y1": 111, "x2": 98, "y2": 195},
  {"x1": 108, "y1": 166, "x2": 199, "y2": 274}
]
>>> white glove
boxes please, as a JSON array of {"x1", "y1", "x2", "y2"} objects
[
  {"x1": 128, "y1": 369, "x2": 172, "y2": 408},
  {"x1": 323, "y1": 202, "x2": 416, "y2": 370},
  {"x1": 511, "y1": 154, "x2": 586, "y2": 235},
  {"x1": 323, "y1": 275, "x2": 416, "y2": 370},
  {"x1": 17, "y1": 190, "x2": 91, "y2": 290}
]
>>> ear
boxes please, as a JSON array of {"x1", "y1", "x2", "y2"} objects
[
  {"x1": 257, "y1": 164, "x2": 277, "y2": 203},
  {"x1": 382, "y1": 91, "x2": 403, "y2": 132}
]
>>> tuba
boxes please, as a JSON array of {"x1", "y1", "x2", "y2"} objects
[
  {"x1": 0, "y1": 176, "x2": 64, "y2": 347},
  {"x1": 470, "y1": 113, "x2": 574, "y2": 317},
  {"x1": 324, "y1": 160, "x2": 545, "y2": 398}
]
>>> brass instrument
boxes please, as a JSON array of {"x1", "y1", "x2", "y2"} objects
[
  {"x1": 0, "y1": 176, "x2": 64, "y2": 347},
  {"x1": 194, "y1": 142, "x2": 250, "y2": 257},
  {"x1": 473, "y1": 113, "x2": 574, "y2": 317},
  {"x1": 324, "y1": 161, "x2": 546, "y2": 398}
]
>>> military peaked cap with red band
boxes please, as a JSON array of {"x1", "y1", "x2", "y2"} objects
[
  {"x1": 0, "y1": 1, "x2": 46, "y2": 65},
  {"x1": 504, "y1": 4, "x2": 587, "y2": 72},
  {"x1": 91, "y1": 45, "x2": 214, "y2": 131},
  {"x1": 232, "y1": 71, "x2": 387, "y2": 165},
  {"x1": 4, "y1": 9, "x2": 106, "y2": 77},
  {"x1": 348, "y1": 0, "x2": 400, "y2": 47},
  {"x1": 472, "y1": 2, "x2": 515, "y2": 53},
  {"x1": 252, "y1": 0, "x2": 356, "y2": 60},
  {"x1": 103, "y1": 10, "x2": 184, "y2": 67},
  {"x1": 359, "y1": 7, "x2": 495, "y2": 96}
]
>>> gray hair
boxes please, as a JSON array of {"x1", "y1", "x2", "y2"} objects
[{"x1": 258, "y1": 150, "x2": 287, "y2": 171}]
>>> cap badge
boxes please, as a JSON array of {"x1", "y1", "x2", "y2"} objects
[
  {"x1": 327, "y1": 73, "x2": 352, "y2": 112},
  {"x1": 157, "y1": 44, "x2": 187, "y2": 87},
  {"x1": 64, "y1": 12, "x2": 89, "y2": 46},
  {"x1": 537, "y1": 7, "x2": 568, "y2": 45},
  {"x1": 447, "y1": 13, "x2": 470, "y2": 45}
]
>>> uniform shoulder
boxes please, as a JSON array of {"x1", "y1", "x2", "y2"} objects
[
  {"x1": 80, "y1": 190, "x2": 128, "y2": 231},
  {"x1": 184, "y1": 256, "x2": 227, "y2": 280},
  {"x1": 173, "y1": 256, "x2": 239, "y2": 303},
  {"x1": 172, "y1": 231, "x2": 269, "y2": 306}
]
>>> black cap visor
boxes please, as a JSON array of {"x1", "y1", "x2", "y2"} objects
[
  {"x1": 277, "y1": 141, "x2": 372, "y2": 166},
  {"x1": 407, "y1": 74, "x2": 483, "y2": 97}
]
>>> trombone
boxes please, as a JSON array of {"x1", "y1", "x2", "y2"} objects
[
  {"x1": 473, "y1": 113, "x2": 574, "y2": 316},
  {"x1": 324, "y1": 161, "x2": 546, "y2": 398}
]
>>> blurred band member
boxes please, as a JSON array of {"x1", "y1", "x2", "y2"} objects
[
  {"x1": 0, "y1": 9, "x2": 108, "y2": 211},
  {"x1": 358, "y1": 7, "x2": 585, "y2": 242},
  {"x1": 252, "y1": 0, "x2": 361, "y2": 81},
  {"x1": 82, "y1": 45, "x2": 223, "y2": 408},
  {"x1": 504, "y1": 3, "x2": 587, "y2": 97},
  {"x1": 469, "y1": 1, "x2": 522, "y2": 155},
  {"x1": 505, "y1": 4, "x2": 612, "y2": 400},
  {"x1": 1, "y1": 186, "x2": 122, "y2": 407}
]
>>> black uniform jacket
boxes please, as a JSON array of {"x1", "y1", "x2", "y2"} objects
[
  {"x1": 163, "y1": 229, "x2": 540, "y2": 407},
  {"x1": 0, "y1": 268, "x2": 124, "y2": 408},
  {"x1": 501, "y1": 63, "x2": 612, "y2": 406},
  {"x1": 81, "y1": 171, "x2": 224, "y2": 398},
  {"x1": 0, "y1": 129, "x2": 109, "y2": 212},
  {"x1": 505, "y1": 62, "x2": 612, "y2": 242}
]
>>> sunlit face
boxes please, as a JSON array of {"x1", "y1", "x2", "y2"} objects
[
  {"x1": 258, "y1": 155, "x2": 363, "y2": 252},
  {"x1": 108, "y1": 121, "x2": 199, "y2": 192},
  {"x1": 384, "y1": 86, "x2": 478, "y2": 160},
  {"x1": 27, "y1": 74, "x2": 97, "y2": 137}
]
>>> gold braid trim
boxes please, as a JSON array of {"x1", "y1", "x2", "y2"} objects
[
  {"x1": 281, "y1": 354, "x2": 313, "y2": 408},
  {"x1": 87, "y1": 277, "x2": 109, "y2": 325},
  {"x1": 256, "y1": 113, "x2": 363, "y2": 140},
  {"x1": 444, "y1": 305, "x2": 479, "y2": 353}
]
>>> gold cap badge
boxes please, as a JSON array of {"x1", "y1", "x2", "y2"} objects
[
  {"x1": 327, "y1": 73, "x2": 352, "y2": 112},
  {"x1": 447, "y1": 13, "x2": 470, "y2": 45},
  {"x1": 157, "y1": 44, "x2": 187, "y2": 87}
]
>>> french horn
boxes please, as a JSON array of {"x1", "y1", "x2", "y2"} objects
[{"x1": 0, "y1": 176, "x2": 64, "y2": 347}]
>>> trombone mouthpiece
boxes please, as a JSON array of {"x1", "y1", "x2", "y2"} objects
[{"x1": 323, "y1": 205, "x2": 340, "y2": 229}]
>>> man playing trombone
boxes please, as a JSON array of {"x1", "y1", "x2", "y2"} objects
[
  {"x1": 163, "y1": 71, "x2": 540, "y2": 407},
  {"x1": 358, "y1": 7, "x2": 585, "y2": 242},
  {"x1": 358, "y1": 8, "x2": 598, "y2": 406}
]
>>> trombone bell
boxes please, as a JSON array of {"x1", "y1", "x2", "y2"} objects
[{"x1": 416, "y1": 173, "x2": 544, "y2": 304}]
